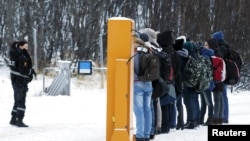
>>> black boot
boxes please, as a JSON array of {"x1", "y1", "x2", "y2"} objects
[
  {"x1": 184, "y1": 120, "x2": 190, "y2": 127},
  {"x1": 199, "y1": 118, "x2": 204, "y2": 125},
  {"x1": 149, "y1": 134, "x2": 155, "y2": 139},
  {"x1": 16, "y1": 118, "x2": 29, "y2": 127},
  {"x1": 9, "y1": 116, "x2": 17, "y2": 126},
  {"x1": 217, "y1": 118, "x2": 223, "y2": 124},
  {"x1": 176, "y1": 119, "x2": 184, "y2": 130},
  {"x1": 212, "y1": 118, "x2": 218, "y2": 125},
  {"x1": 184, "y1": 120, "x2": 195, "y2": 129},
  {"x1": 204, "y1": 117, "x2": 213, "y2": 126}
]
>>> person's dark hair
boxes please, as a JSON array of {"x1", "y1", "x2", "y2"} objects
[
  {"x1": 17, "y1": 40, "x2": 28, "y2": 48},
  {"x1": 9, "y1": 41, "x2": 18, "y2": 48},
  {"x1": 9, "y1": 40, "x2": 28, "y2": 48}
]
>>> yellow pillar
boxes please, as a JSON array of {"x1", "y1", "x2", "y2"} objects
[{"x1": 106, "y1": 17, "x2": 134, "y2": 141}]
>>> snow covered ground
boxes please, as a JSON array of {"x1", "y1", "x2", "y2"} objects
[{"x1": 1, "y1": 65, "x2": 250, "y2": 141}]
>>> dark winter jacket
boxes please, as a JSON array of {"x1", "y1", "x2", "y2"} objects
[
  {"x1": 14, "y1": 49, "x2": 34, "y2": 82},
  {"x1": 9, "y1": 47, "x2": 23, "y2": 72},
  {"x1": 157, "y1": 30, "x2": 182, "y2": 92}
]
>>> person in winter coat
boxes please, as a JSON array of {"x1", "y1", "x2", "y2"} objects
[
  {"x1": 212, "y1": 31, "x2": 229, "y2": 124},
  {"x1": 173, "y1": 35, "x2": 189, "y2": 130},
  {"x1": 133, "y1": 34, "x2": 153, "y2": 141},
  {"x1": 206, "y1": 38, "x2": 225, "y2": 124},
  {"x1": 182, "y1": 41, "x2": 200, "y2": 129},
  {"x1": 199, "y1": 40, "x2": 215, "y2": 125},
  {"x1": 156, "y1": 30, "x2": 182, "y2": 133},
  {"x1": 140, "y1": 28, "x2": 163, "y2": 139},
  {"x1": 9, "y1": 40, "x2": 36, "y2": 127}
]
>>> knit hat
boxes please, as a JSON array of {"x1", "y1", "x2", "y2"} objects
[
  {"x1": 176, "y1": 35, "x2": 186, "y2": 43},
  {"x1": 174, "y1": 35, "x2": 186, "y2": 50},
  {"x1": 206, "y1": 38, "x2": 219, "y2": 50},
  {"x1": 140, "y1": 28, "x2": 159, "y2": 47},
  {"x1": 157, "y1": 30, "x2": 174, "y2": 47},
  {"x1": 212, "y1": 31, "x2": 224, "y2": 41},
  {"x1": 183, "y1": 41, "x2": 193, "y2": 53}
]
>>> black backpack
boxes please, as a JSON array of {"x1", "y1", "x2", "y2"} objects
[
  {"x1": 223, "y1": 48, "x2": 242, "y2": 85},
  {"x1": 224, "y1": 59, "x2": 240, "y2": 85},
  {"x1": 135, "y1": 51, "x2": 160, "y2": 81},
  {"x1": 155, "y1": 51, "x2": 173, "y2": 83},
  {"x1": 227, "y1": 48, "x2": 243, "y2": 71},
  {"x1": 151, "y1": 50, "x2": 175, "y2": 100}
]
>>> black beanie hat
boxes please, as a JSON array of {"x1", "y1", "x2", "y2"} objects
[
  {"x1": 173, "y1": 39, "x2": 184, "y2": 51},
  {"x1": 157, "y1": 30, "x2": 174, "y2": 47}
]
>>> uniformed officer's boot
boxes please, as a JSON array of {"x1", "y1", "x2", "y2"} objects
[
  {"x1": 9, "y1": 116, "x2": 17, "y2": 125},
  {"x1": 16, "y1": 118, "x2": 29, "y2": 127}
]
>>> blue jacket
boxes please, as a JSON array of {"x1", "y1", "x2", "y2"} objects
[{"x1": 200, "y1": 47, "x2": 215, "y2": 91}]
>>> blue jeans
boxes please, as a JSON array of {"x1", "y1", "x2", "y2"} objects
[
  {"x1": 183, "y1": 87, "x2": 199, "y2": 122},
  {"x1": 134, "y1": 81, "x2": 153, "y2": 139},
  {"x1": 223, "y1": 85, "x2": 228, "y2": 122},
  {"x1": 200, "y1": 90, "x2": 213, "y2": 121},
  {"x1": 213, "y1": 91, "x2": 224, "y2": 119},
  {"x1": 150, "y1": 100, "x2": 155, "y2": 135}
]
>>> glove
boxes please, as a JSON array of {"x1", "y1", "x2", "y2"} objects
[{"x1": 31, "y1": 69, "x2": 37, "y2": 80}]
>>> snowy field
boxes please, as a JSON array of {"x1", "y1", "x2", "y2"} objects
[{"x1": 1, "y1": 65, "x2": 250, "y2": 141}]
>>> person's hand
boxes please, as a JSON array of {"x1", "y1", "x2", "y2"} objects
[{"x1": 32, "y1": 69, "x2": 37, "y2": 80}]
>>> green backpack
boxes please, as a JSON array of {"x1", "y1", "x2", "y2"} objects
[{"x1": 182, "y1": 54, "x2": 213, "y2": 91}]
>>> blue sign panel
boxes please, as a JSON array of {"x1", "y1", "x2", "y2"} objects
[{"x1": 78, "y1": 61, "x2": 92, "y2": 75}]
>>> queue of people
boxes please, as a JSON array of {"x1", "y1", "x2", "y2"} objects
[{"x1": 133, "y1": 29, "x2": 231, "y2": 141}]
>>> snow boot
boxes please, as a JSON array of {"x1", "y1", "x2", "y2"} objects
[
  {"x1": 176, "y1": 119, "x2": 184, "y2": 130},
  {"x1": 9, "y1": 116, "x2": 17, "y2": 126},
  {"x1": 184, "y1": 120, "x2": 195, "y2": 129},
  {"x1": 16, "y1": 118, "x2": 29, "y2": 127}
]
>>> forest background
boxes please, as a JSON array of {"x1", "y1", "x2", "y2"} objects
[{"x1": 0, "y1": 0, "x2": 249, "y2": 90}]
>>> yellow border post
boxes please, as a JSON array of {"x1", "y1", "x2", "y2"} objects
[{"x1": 106, "y1": 17, "x2": 134, "y2": 141}]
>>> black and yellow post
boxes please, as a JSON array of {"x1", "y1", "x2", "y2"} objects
[{"x1": 106, "y1": 17, "x2": 134, "y2": 141}]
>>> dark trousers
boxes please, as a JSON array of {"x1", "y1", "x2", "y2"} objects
[
  {"x1": 176, "y1": 94, "x2": 184, "y2": 122},
  {"x1": 11, "y1": 75, "x2": 28, "y2": 119}
]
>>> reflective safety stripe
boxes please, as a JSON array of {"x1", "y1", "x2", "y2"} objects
[
  {"x1": 17, "y1": 107, "x2": 26, "y2": 112},
  {"x1": 10, "y1": 70, "x2": 29, "y2": 78}
]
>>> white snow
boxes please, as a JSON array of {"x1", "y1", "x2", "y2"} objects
[{"x1": 1, "y1": 65, "x2": 250, "y2": 141}]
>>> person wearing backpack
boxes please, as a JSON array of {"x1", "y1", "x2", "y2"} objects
[
  {"x1": 212, "y1": 31, "x2": 230, "y2": 124},
  {"x1": 198, "y1": 40, "x2": 216, "y2": 126},
  {"x1": 207, "y1": 37, "x2": 225, "y2": 125},
  {"x1": 133, "y1": 33, "x2": 155, "y2": 141},
  {"x1": 157, "y1": 30, "x2": 182, "y2": 133},
  {"x1": 181, "y1": 41, "x2": 201, "y2": 129},
  {"x1": 140, "y1": 28, "x2": 163, "y2": 139},
  {"x1": 8, "y1": 40, "x2": 36, "y2": 127}
]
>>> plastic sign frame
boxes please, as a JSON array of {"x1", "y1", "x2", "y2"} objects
[{"x1": 78, "y1": 60, "x2": 92, "y2": 75}]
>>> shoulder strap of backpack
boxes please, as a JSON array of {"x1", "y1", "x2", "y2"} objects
[{"x1": 127, "y1": 52, "x2": 139, "y2": 64}]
